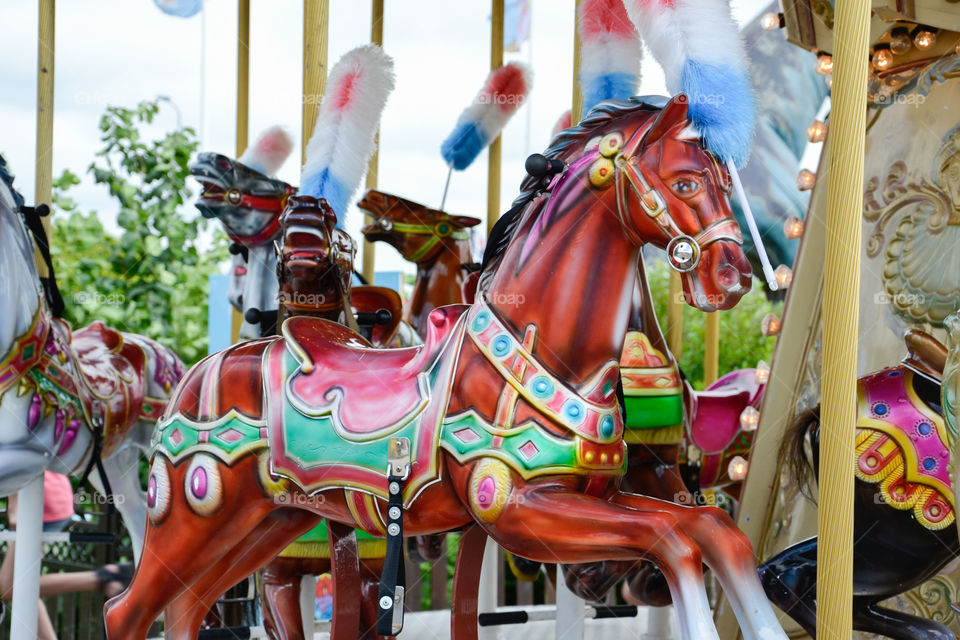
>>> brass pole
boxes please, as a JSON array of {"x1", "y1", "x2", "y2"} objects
[
  {"x1": 666, "y1": 270, "x2": 684, "y2": 358},
  {"x1": 34, "y1": 0, "x2": 55, "y2": 278},
  {"x1": 816, "y1": 0, "x2": 870, "y2": 637},
  {"x1": 302, "y1": 0, "x2": 329, "y2": 164},
  {"x1": 571, "y1": 0, "x2": 583, "y2": 125},
  {"x1": 361, "y1": 0, "x2": 384, "y2": 284},
  {"x1": 486, "y1": 0, "x2": 505, "y2": 235},
  {"x1": 704, "y1": 311, "x2": 719, "y2": 386},
  {"x1": 232, "y1": 0, "x2": 250, "y2": 344}
]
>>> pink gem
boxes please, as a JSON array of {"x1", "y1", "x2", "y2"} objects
[
  {"x1": 260, "y1": 428, "x2": 268, "y2": 439},
  {"x1": 519, "y1": 441, "x2": 539, "y2": 459},
  {"x1": 454, "y1": 428, "x2": 481, "y2": 443},
  {"x1": 168, "y1": 429, "x2": 183, "y2": 446},
  {"x1": 476, "y1": 476, "x2": 496, "y2": 508},
  {"x1": 218, "y1": 428, "x2": 244, "y2": 443},
  {"x1": 198, "y1": 431, "x2": 210, "y2": 443}
]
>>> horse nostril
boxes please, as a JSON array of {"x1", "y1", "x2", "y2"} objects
[{"x1": 717, "y1": 265, "x2": 740, "y2": 290}]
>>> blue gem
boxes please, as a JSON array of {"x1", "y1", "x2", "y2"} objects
[
  {"x1": 873, "y1": 402, "x2": 889, "y2": 416},
  {"x1": 472, "y1": 311, "x2": 491, "y2": 332},
  {"x1": 491, "y1": 335, "x2": 511, "y2": 357},
  {"x1": 888, "y1": 370, "x2": 901, "y2": 377},
  {"x1": 923, "y1": 457, "x2": 936, "y2": 471},
  {"x1": 599, "y1": 415, "x2": 615, "y2": 439},
  {"x1": 917, "y1": 422, "x2": 932, "y2": 436},
  {"x1": 531, "y1": 376, "x2": 554, "y2": 399},
  {"x1": 563, "y1": 400, "x2": 585, "y2": 424}
]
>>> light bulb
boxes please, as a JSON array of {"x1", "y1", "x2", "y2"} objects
[
  {"x1": 816, "y1": 53, "x2": 833, "y2": 75},
  {"x1": 761, "y1": 12, "x2": 782, "y2": 30},
  {"x1": 889, "y1": 28, "x2": 911, "y2": 55},
  {"x1": 784, "y1": 216, "x2": 805, "y2": 239},
  {"x1": 914, "y1": 28, "x2": 937, "y2": 50},
  {"x1": 774, "y1": 264, "x2": 793, "y2": 289},
  {"x1": 728, "y1": 456, "x2": 749, "y2": 481},
  {"x1": 873, "y1": 46, "x2": 893, "y2": 71},
  {"x1": 762, "y1": 313, "x2": 781, "y2": 336},
  {"x1": 796, "y1": 169, "x2": 816, "y2": 191},
  {"x1": 755, "y1": 360, "x2": 770, "y2": 384},
  {"x1": 807, "y1": 120, "x2": 827, "y2": 143},
  {"x1": 740, "y1": 406, "x2": 761, "y2": 431}
]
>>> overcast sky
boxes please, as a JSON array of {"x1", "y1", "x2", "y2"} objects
[{"x1": 2, "y1": 0, "x2": 773, "y2": 274}]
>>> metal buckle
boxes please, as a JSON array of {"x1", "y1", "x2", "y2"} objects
[{"x1": 388, "y1": 437, "x2": 411, "y2": 479}]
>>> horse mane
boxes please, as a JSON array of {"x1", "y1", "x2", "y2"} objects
[{"x1": 479, "y1": 97, "x2": 666, "y2": 293}]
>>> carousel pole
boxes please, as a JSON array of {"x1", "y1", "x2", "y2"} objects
[
  {"x1": 12, "y1": 4, "x2": 56, "y2": 637},
  {"x1": 302, "y1": 0, "x2": 329, "y2": 164},
  {"x1": 361, "y1": 0, "x2": 384, "y2": 284},
  {"x1": 570, "y1": 0, "x2": 583, "y2": 124},
  {"x1": 704, "y1": 312, "x2": 719, "y2": 385},
  {"x1": 816, "y1": 0, "x2": 870, "y2": 637},
  {"x1": 231, "y1": 0, "x2": 250, "y2": 344},
  {"x1": 486, "y1": 0, "x2": 505, "y2": 235}
]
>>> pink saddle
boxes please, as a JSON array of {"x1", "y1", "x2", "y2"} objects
[
  {"x1": 685, "y1": 368, "x2": 764, "y2": 454},
  {"x1": 283, "y1": 305, "x2": 468, "y2": 435}
]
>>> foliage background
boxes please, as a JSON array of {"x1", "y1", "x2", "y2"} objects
[{"x1": 49, "y1": 100, "x2": 228, "y2": 365}]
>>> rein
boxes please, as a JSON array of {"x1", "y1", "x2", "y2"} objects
[
  {"x1": 20, "y1": 204, "x2": 65, "y2": 317},
  {"x1": 389, "y1": 220, "x2": 470, "y2": 263}
]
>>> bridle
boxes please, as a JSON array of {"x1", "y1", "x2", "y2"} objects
[
  {"x1": 376, "y1": 217, "x2": 470, "y2": 263},
  {"x1": 591, "y1": 126, "x2": 743, "y2": 273}
]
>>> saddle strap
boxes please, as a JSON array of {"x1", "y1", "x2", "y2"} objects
[{"x1": 377, "y1": 438, "x2": 410, "y2": 636}]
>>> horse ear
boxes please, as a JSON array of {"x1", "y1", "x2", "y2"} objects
[
  {"x1": 640, "y1": 95, "x2": 690, "y2": 148},
  {"x1": 453, "y1": 215, "x2": 482, "y2": 228}
]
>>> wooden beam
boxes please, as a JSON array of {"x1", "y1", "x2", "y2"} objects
[
  {"x1": 361, "y1": 0, "x2": 385, "y2": 284},
  {"x1": 302, "y1": 0, "x2": 329, "y2": 163},
  {"x1": 34, "y1": 0, "x2": 55, "y2": 278},
  {"x1": 486, "y1": 0, "x2": 505, "y2": 235}
]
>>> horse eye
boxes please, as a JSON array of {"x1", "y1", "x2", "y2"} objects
[{"x1": 672, "y1": 178, "x2": 700, "y2": 197}]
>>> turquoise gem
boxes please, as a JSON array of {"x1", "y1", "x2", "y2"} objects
[
  {"x1": 562, "y1": 400, "x2": 585, "y2": 424},
  {"x1": 472, "y1": 311, "x2": 491, "y2": 332},
  {"x1": 491, "y1": 335, "x2": 511, "y2": 357},
  {"x1": 531, "y1": 376, "x2": 554, "y2": 399},
  {"x1": 599, "y1": 415, "x2": 615, "y2": 439}
]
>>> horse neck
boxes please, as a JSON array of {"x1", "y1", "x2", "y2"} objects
[
  {"x1": 485, "y1": 159, "x2": 639, "y2": 383},
  {"x1": 0, "y1": 207, "x2": 42, "y2": 361},
  {"x1": 407, "y1": 238, "x2": 472, "y2": 333}
]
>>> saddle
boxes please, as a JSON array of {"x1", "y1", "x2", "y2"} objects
[
  {"x1": 903, "y1": 328, "x2": 947, "y2": 382},
  {"x1": 351, "y1": 285, "x2": 403, "y2": 347},
  {"x1": 283, "y1": 305, "x2": 468, "y2": 435},
  {"x1": 685, "y1": 368, "x2": 764, "y2": 454}
]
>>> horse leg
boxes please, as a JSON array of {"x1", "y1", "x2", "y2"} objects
[
  {"x1": 162, "y1": 508, "x2": 321, "y2": 640},
  {"x1": 480, "y1": 487, "x2": 720, "y2": 640},
  {"x1": 756, "y1": 538, "x2": 817, "y2": 637},
  {"x1": 612, "y1": 493, "x2": 788, "y2": 640},
  {"x1": 356, "y1": 556, "x2": 387, "y2": 640},
  {"x1": 93, "y1": 445, "x2": 148, "y2": 561},
  {"x1": 103, "y1": 456, "x2": 276, "y2": 639},
  {"x1": 450, "y1": 524, "x2": 487, "y2": 640},
  {"x1": 853, "y1": 598, "x2": 954, "y2": 640},
  {"x1": 261, "y1": 557, "x2": 321, "y2": 640}
]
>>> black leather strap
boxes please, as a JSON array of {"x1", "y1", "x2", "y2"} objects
[
  {"x1": 377, "y1": 469, "x2": 406, "y2": 636},
  {"x1": 20, "y1": 204, "x2": 65, "y2": 317}
]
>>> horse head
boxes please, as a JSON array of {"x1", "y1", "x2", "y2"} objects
[
  {"x1": 358, "y1": 189, "x2": 479, "y2": 264},
  {"x1": 613, "y1": 96, "x2": 752, "y2": 310},
  {"x1": 278, "y1": 196, "x2": 355, "y2": 321}
]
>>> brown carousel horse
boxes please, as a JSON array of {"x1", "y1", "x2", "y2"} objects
[
  {"x1": 105, "y1": 96, "x2": 789, "y2": 640},
  {"x1": 358, "y1": 189, "x2": 481, "y2": 337}
]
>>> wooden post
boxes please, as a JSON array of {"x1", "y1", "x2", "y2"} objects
[
  {"x1": 571, "y1": 0, "x2": 583, "y2": 125},
  {"x1": 33, "y1": 0, "x2": 55, "y2": 278},
  {"x1": 816, "y1": 0, "x2": 870, "y2": 637},
  {"x1": 232, "y1": 0, "x2": 250, "y2": 345},
  {"x1": 361, "y1": 0, "x2": 384, "y2": 284},
  {"x1": 486, "y1": 0, "x2": 505, "y2": 235},
  {"x1": 302, "y1": 0, "x2": 330, "y2": 163},
  {"x1": 704, "y1": 311, "x2": 719, "y2": 386}
]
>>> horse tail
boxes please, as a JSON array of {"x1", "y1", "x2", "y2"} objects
[{"x1": 778, "y1": 406, "x2": 820, "y2": 501}]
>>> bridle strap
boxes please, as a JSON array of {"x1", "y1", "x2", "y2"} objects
[{"x1": 388, "y1": 221, "x2": 470, "y2": 263}]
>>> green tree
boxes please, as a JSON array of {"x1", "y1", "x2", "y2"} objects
[{"x1": 50, "y1": 99, "x2": 228, "y2": 365}]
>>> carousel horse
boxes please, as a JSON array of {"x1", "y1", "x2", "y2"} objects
[
  {"x1": 105, "y1": 96, "x2": 790, "y2": 640},
  {"x1": 191, "y1": 135, "x2": 296, "y2": 339},
  {"x1": 0, "y1": 155, "x2": 183, "y2": 559},
  {"x1": 358, "y1": 189, "x2": 481, "y2": 338},
  {"x1": 758, "y1": 328, "x2": 959, "y2": 639}
]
